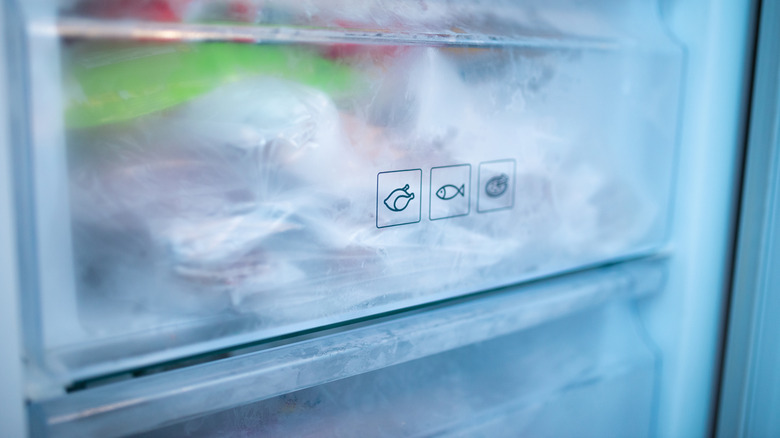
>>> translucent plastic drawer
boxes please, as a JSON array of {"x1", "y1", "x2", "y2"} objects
[
  {"x1": 31, "y1": 259, "x2": 665, "y2": 437},
  {"x1": 138, "y1": 303, "x2": 656, "y2": 438},
  {"x1": 11, "y1": 0, "x2": 683, "y2": 383}
]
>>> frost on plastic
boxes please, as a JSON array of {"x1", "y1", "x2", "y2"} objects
[
  {"x1": 135, "y1": 302, "x2": 656, "y2": 438},
  {"x1": 58, "y1": 0, "x2": 632, "y2": 41},
  {"x1": 62, "y1": 35, "x2": 675, "y2": 336}
]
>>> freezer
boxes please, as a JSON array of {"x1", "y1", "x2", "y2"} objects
[{"x1": 0, "y1": 0, "x2": 768, "y2": 436}]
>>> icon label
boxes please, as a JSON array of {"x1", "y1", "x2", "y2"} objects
[
  {"x1": 485, "y1": 174, "x2": 509, "y2": 197},
  {"x1": 436, "y1": 184, "x2": 466, "y2": 200},
  {"x1": 377, "y1": 169, "x2": 422, "y2": 228},
  {"x1": 384, "y1": 184, "x2": 415, "y2": 212},
  {"x1": 478, "y1": 160, "x2": 515, "y2": 213},
  {"x1": 430, "y1": 164, "x2": 471, "y2": 220}
]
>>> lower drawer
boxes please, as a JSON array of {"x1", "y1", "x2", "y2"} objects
[
  {"x1": 137, "y1": 301, "x2": 655, "y2": 437},
  {"x1": 33, "y1": 258, "x2": 664, "y2": 437}
]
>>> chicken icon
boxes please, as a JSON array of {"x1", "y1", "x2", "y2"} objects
[{"x1": 384, "y1": 184, "x2": 415, "y2": 212}]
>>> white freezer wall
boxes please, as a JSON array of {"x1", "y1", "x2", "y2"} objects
[
  {"x1": 0, "y1": 0, "x2": 28, "y2": 435},
  {"x1": 639, "y1": 0, "x2": 757, "y2": 437},
  {"x1": 717, "y1": 0, "x2": 780, "y2": 435}
]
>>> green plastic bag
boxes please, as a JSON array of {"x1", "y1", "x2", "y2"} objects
[{"x1": 64, "y1": 42, "x2": 360, "y2": 128}]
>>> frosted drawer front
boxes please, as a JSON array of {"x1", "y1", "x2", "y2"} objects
[
  {"x1": 21, "y1": 0, "x2": 683, "y2": 381},
  {"x1": 32, "y1": 259, "x2": 664, "y2": 437},
  {"x1": 140, "y1": 303, "x2": 658, "y2": 438}
]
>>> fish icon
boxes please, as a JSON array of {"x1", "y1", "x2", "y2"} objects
[
  {"x1": 384, "y1": 184, "x2": 415, "y2": 212},
  {"x1": 436, "y1": 184, "x2": 466, "y2": 200},
  {"x1": 485, "y1": 174, "x2": 509, "y2": 198}
]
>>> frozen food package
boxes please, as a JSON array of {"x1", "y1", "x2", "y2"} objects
[{"x1": 62, "y1": 42, "x2": 360, "y2": 128}]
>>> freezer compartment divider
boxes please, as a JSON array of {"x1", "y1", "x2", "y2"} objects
[{"x1": 53, "y1": 17, "x2": 624, "y2": 50}]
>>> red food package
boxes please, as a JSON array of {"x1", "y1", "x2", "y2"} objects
[
  {"x1": 75, "y1": 0, "x2": 192, "y2": 22},
  {"x1": 320, "y1": 19, "x2": 409, "y2": 61}
]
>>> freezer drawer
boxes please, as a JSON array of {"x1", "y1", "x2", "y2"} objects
[
  {"x1": 9, "y1": 0, "x2": 683, "y2": 384},
  {"x1": 31, "y1": 258, "x2": 666, "y2": 437},
  {"x1": 139, "y1": 303, "x2": 656, "y2": 438}
]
